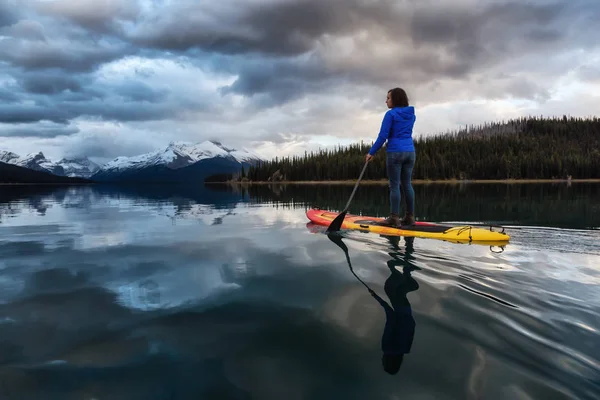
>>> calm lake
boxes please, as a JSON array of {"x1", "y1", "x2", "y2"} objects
[{"x1": 0, "y1": 182, "x2": 599, "y2": 399}]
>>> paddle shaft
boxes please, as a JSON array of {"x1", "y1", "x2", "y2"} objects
[
  {"x1": 342, "y1": 160, "x2": 369, "y2": 212},
  {"x1": 326, "y1": 160, "x2": 369, "y2": 232}
]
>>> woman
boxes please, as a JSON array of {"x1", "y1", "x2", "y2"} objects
[{"x1": 365, "y1": 87, "x2": 416, "y2": 227}]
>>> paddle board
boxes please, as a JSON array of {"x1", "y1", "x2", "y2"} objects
[{"x1": 306, "y1": 208, "x2": 510, "y2": 245}]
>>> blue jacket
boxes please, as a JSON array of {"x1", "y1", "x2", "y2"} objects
[{"x1": 369, "y1": 106, "x2": 416, "y2": 155}]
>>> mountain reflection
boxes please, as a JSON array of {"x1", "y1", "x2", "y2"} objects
[
  {"x1": 0, "y1": 184, "x2": 247, "y2": 225},
  {"x1": 2, "y1": 182, "x2": 599, "y2": 229}
]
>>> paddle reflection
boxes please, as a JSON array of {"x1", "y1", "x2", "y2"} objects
[{"x1": 327, "y1": 233, "x2": 420, "y2": 375}]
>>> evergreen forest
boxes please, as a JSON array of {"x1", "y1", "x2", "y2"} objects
[{"x1": 243, "y1": 116, "x2": 600, "y2": 181}]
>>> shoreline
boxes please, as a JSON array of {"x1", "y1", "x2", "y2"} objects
[
  {"x1": 0, "y1": 182, "x2": 94, "y2": 186},
  {"x1": 215, "y1": 178, "x2": 600, "y2": 185},
  {"x1": 3, "y1": 179, "x2": 599, "y2": 187}
]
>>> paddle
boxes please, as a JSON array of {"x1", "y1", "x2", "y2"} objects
[
  {"x1": 327, "y1": 232, "x2": 373, "y2": 290},
  {"x1": 326, "y1": 160, "x2": 369, "y2": 232}
]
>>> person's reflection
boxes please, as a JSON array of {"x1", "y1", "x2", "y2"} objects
[
  {"x1": 370, "y1": 235, "x2": 419, "y2": 375},
  {"x1": 327, "y1": 233, "x2": 420, "y2": 375}
]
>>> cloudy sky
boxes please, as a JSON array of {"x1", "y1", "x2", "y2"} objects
[{"x1": 1, "y1": 0, "x2": 599, "y2": 164}]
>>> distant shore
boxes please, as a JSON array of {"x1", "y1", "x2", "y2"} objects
[
  {"x1": 217, "y1": 178, "x2": 600, "y2": 185},
  {"x1": 0, "y1": 182, "x2": 94, "y2": 186}
]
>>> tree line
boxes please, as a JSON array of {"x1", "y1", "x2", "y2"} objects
[
  {"x1": 243, "y1": 181, "x2": 600, "y2": 229},
  {"x1": 243, "y1": 116, "x2": 600, "y2": 181},
  {"x1": 0, "y1": 161, "x2": 91, "y2": 184}
]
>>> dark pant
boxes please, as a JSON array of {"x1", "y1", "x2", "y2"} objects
[{"x1": 386, "y1": 151, "x2": 415, "y2": 215}]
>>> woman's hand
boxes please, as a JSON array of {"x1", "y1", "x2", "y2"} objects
[{"x1": 365, "y1": 154, "x2": 373, "y2": 162}]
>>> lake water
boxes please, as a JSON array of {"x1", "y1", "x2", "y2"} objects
[{"x1": 0, "y1": 182, "x2": 599, "y2": 399}]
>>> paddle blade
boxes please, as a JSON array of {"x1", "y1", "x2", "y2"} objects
[
  {"x1": 327, "y1": 232, "x2": 348, "y2": 252},
  {"x1": 326, "y1": 210, "x2": 347, "y2": 232}
]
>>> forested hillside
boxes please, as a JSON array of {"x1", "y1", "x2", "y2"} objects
[
  {"x1": 245, "y1": 116, "x2": 600, "y2": 181},
  {"x1": 0, "y1": 162, "x2": 91, "y2": 184}
]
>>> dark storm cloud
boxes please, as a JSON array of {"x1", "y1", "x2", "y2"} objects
[
  {"x1": 1, "y1": 19, "x2": 46, "y2": 40},
  {"x1": 66, "y1": 101, "x2": 179, "y2": 122},
  {"x1": 1, "y1": 0, "x2": 599, "y2": 136},
  {"x1": 0, "y1": 1, "x2": 135, "y2": 74},
  {"x1": 123, "y1": 0, "x2": 599, "y2": 103},
  {"x1": 0, "y1": 104, "x2": 71, "y2": 124},
  {"x1": 0, "y1": 0, "x2": 20, "y2": 28},
  {"x1": 34, "y1": 0, "x2": 140, "y2": 34},
  {"x1": 0, "y1": 84, "x2": 20, "y2": 102},
  {"x1": 128, "y1": 0, "x2": 394, "y2": 55},
  {"x1": 11, "y1": 68, "x2": 109, "y2": 100},
  {"x1": 0, "y1": 101, "x2": 186, "y2": 125},
  {"x1": 13, "y1": 68, "x2": 166, "y2": 103},
  {"x1": 18, "y1": 71, "x2": 84, "y2": 94},
  {"x1": 0, "y1": 60, "x2": 182, "y2": 125},
  {"x1": 216, "y1": 53, "x2": 345, "y2": 106},
  {"x1": 0, "y1": 67, "x2": 201, "y2": 124},
  {"x1": 114, "y1": 81, "x2": 168, "y2": 103},
  {"x1": 0, "y1": 123, "x2": 79, "y2": 138},
  {"x1": 129, "y1": 0, "x2": 589, "y2": 63},
  {"x1": 409, "y1": 2, "x2": 565, "y2": 49},
  {"x1": 0, "y1": 37, "x2": 132, "y2": 72}
]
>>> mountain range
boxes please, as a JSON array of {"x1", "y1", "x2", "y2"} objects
[
  {"x1": 0, "y1": 161, "x2": 91, "y2": 184},
  {"x1": 1, "y1": 141, "x2": 263, "y2": 184},
  {"x1": 0, "y1": 151, "x2": 100, "y2": 178}
]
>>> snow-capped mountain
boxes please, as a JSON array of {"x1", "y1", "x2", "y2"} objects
[
  {"x1": 57, "y1": 157, "x2": 101, "y2": 178},
  {"x1": 98, "y1": 140, "x2": 261, "y2": 173},
  {"x1": 0, "y1": 150, "x2": 100, "y2": 178},
  {"x1": 0, "y1": 161, "x2": 92, "y2": 184},
  {"x1": 0, "y1": 151, "x2": 20, "y2": 164},
  {"x1": 0, "y1": 151, "x2": 62, "y2": 175},
  {"x1": 91, "y1": 140, "x2": 263, "y2": 183}
]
